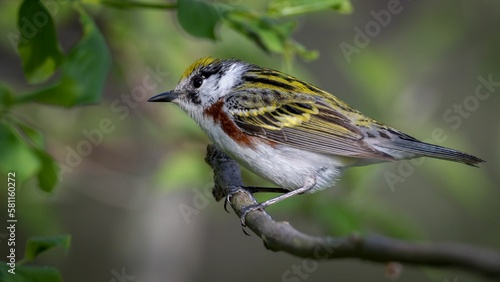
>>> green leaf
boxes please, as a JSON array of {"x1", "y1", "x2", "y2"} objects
[
  {"x1": 0, "y1": 84, "x2": 15, "y2": 109},
  {"x1": 18, "y1": 0, "x2": 64, "y2": 84},
  {"x1": 7, "y1": 119, "x2": 59, "y2": 192},
  {"x1": 222, "y1": 8, "x2": 318, "y2": 60},
  {"x1": 0, "y1": 122, "x2": 41, "y2": 182},
  {"x1": 0, "y1": 264, "x2": 62, "y2": 282},
  {"x1": 24, "y1": 235, "x2": 71, "y2": 262},
  {"x1": 177, "y1": 0, "x2": 222, "y2": 39},
  {"x1": 35, "y1": 151, "x2": 59, "y2": 193},
  {"x1": 292, "y1": 40, "x2": 319, "y2": 61},
  {"x1": 223, "y1": 10, "x2": 294, "y2": 54},
  {"x1": 17, "y1": 8, "x2": 111, "y2": 107},
  {"x1": 268, "y1": 0, "x2": 353, "y2": 17},
  {"x1": 13, "y1": 119, "x2": 44, "y2": 148}
]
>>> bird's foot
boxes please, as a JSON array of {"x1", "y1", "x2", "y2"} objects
[
  {"x1": 224, "y1": 186, "x2": 268, "y2": 234},
  {"x1": 224, "y1": 185, "x2": 251, "y2": 213},
  {"x1": 239, "y1": 202, "x2": 268, "y2": 227}
]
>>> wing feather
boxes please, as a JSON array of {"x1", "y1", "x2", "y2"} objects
[{"x1": 226, "y1": 90, "x2": 394, "y2": 160}]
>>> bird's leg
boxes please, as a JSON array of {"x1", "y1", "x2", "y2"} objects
[
  {"x1": 236, "y1": 176, "x2": 317, "y2": 226},
  {"x1": 224, "y1": 186, "x2": 290, "y2": 213},
  {"x1": 245, "y1": 187, "x2": 291, "y2": 194}
]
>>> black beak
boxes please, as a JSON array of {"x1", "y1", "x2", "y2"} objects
[{"x1": 147, "y1": 91, "x2": 180, "y2": 102}]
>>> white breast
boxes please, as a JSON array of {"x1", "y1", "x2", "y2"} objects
[{"x1": 199, "y1": 117, "x2": 347, "y2": 192}]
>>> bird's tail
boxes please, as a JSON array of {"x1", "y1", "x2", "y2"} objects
[{"x1": 377, "y1": 132, "x2": 485, "y2": 167}]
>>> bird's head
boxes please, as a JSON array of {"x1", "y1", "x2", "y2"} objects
[{"x1": 148, "y1": 57, "x2": 249, "y2": 118}]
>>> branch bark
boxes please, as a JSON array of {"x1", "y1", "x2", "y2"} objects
[{"x1": 205, "y1": 144, "x2": 500, "y2": 278}]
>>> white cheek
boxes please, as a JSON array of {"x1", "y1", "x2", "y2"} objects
[
  {"x1": 216, "y1": 64, "x2": 244, "y2": 98},
  {"x1": 198, "y1": 64, "x2": 245, "y2": 107}
]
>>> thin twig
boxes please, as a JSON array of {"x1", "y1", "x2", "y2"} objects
[
  {"x1": 205, "y1": 144, "x2": 500, "y2": 278},
  {"x1": 93, "y1": 0, "x2": 176, "y2": 10}
]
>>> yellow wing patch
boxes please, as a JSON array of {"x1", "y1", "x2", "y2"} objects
[{"x1": 231, "y1": 102, "x2": 319, "y2": 130}]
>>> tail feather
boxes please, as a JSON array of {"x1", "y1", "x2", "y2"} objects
[{"x1": 383, "y1": 138, "x2": 485, "y2": 167}]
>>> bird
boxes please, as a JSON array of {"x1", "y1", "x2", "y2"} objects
[{"x1": 148, "y1": 57, "x2": 484, "y2": 225}]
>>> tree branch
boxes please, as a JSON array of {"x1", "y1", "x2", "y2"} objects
[{"x1": 205, "y1": 144, "x2": 500, "y2": 278}]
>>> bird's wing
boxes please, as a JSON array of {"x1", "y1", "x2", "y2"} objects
[{"x1": 225, "y1": 90, "x2": 395, "y2": 160}]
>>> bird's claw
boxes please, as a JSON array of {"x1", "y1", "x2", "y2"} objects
[
  {"x1": 241, "y1": 226, "x2": 251, "y2": 236},
  {"x1": 223, "y1": 195, "x2": 231, "y2": 213},
  {"x1": 239, "y1": 203, "x2": 265, "y2": 227},
  {"x1": 224, "y1": 185, "x2": 247, "y2": 213},
  {"x1": 224, "y1": 186, "x2": 266, "y2": 234},
  {"x1": 238, "y1": 204, "x2": 265, "y2": 236}
]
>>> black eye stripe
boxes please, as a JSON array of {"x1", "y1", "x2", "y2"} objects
[{"x1": 200, "y1": 63, "x2": 224, "y2": 78}]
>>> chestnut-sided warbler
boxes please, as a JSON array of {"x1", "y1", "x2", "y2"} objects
[{"x1": 148, "y1": 57, "x2": 484, "y2": 224}]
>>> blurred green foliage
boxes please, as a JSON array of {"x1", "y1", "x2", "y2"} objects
[
  {"x1": 0, "y1": 235, "x2": 70, "y2": 281},
  {"x1": 267, "y1": 0, "x2": 352, "y2": 16},
  {"x1": 18, "y1": 9, "x2": 111, "y2": 107}
]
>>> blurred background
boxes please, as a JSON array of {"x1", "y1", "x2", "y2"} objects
[{"x1": 0, "y1": 0, "x2": 499, "y2": 281}]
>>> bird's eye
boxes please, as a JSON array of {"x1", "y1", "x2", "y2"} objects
[{"x1": 192, "y1": 76, "x2": 203, "y2": 88}]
